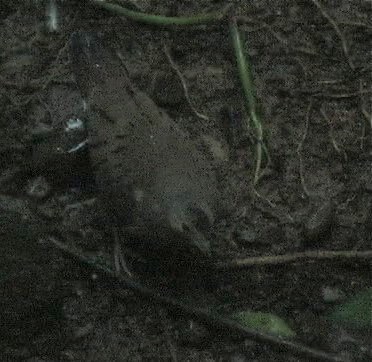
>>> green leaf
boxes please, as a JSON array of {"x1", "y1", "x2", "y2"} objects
[
  {"x1": 231, "y1": 310, "x2": 296, "y2": 338},
  {"x1": 328, "y1": 288, "x2": 372, "y2": 330}
]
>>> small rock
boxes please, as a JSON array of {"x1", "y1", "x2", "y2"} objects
[{"x1": 26, "y1": 176, "x2": 51, "y2": 200}]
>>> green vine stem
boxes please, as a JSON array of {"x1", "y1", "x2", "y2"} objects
[{"x1": 229, "y1": 17, "x2": 266, "y2": 186}]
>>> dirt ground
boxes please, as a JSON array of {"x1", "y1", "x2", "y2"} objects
[{"x1": 0, "y1": 1, "x2": 371, "y2": 361}]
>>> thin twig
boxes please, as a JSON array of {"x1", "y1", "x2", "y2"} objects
[
  {"x1": 216, "y1": 250, "x2": 372, "y2": 270},
  {"x1": 163, "y1": 45, "x2": 209, "y2": 122},
  {"x1": 310, "y1": 0, "x2": 354, "y2": 69},
  {"x1": 48, "y1": 236, "x2": 346, "y2": 362}
]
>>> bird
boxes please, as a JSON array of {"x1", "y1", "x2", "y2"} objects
[{"x1": 69, "y1": 31, "x2": 219, "y2": 275}]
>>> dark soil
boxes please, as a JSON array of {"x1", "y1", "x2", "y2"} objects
[{"x1": 0, "y1": 1, "x2": 371, "y2": 361}]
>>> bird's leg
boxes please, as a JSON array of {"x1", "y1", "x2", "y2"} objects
[{"x1": 113, "y1": 226, "x2": 132, "y2": 277}]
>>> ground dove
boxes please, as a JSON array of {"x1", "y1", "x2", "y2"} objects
[{"x1": 69, "y1": 32, "x2": 218, "y2": 264}]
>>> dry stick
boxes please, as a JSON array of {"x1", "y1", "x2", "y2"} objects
[
  {"x1": 296, "y1": 100, "x2": 312, "y2": 198},
  {"x1": 309, "y1": 0, "x2": 354, "y2": 70},
  {"x1": 48, "y1": 236, "x2": 346, "y2": 362},
  {"x1": 163, "y1": 45, "x2": 209, "y2": 121},
  {"x1": 216, "y1": 250, "x2": 372, "y2": 270}
]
